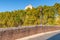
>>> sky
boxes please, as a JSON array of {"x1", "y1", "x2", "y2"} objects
[{"x1": 0, "y1": 0, "x2": 60, "y2": 12}]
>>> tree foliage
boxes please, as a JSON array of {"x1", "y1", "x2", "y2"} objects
[{"x1": 0, "y1": 3, "x2": 60, "y2": 28}]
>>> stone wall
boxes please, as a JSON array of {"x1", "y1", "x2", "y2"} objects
[{"x1": 0, "y1": 26, "x2": 60, "y2": 40}]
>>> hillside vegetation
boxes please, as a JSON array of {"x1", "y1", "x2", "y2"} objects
[{"x1": 0, "y1": 3, "x2": 60, "y2": 28}]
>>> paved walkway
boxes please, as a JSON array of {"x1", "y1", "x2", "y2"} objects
[{"x1": 16, "y1": 30, "x2": 60, "y2": 40}]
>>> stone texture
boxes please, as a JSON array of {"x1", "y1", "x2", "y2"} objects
[{"x1": 0, "y1": 26, "x2": 60, "y2": 40}]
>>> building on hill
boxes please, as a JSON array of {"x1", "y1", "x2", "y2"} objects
[{"x1": 25, "y1": 4, "x2": 33, "y2": 10}]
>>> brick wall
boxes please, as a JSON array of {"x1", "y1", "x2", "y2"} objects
[{"x1": 0, "y1": 26, "x2": 60, "y2": 40}]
